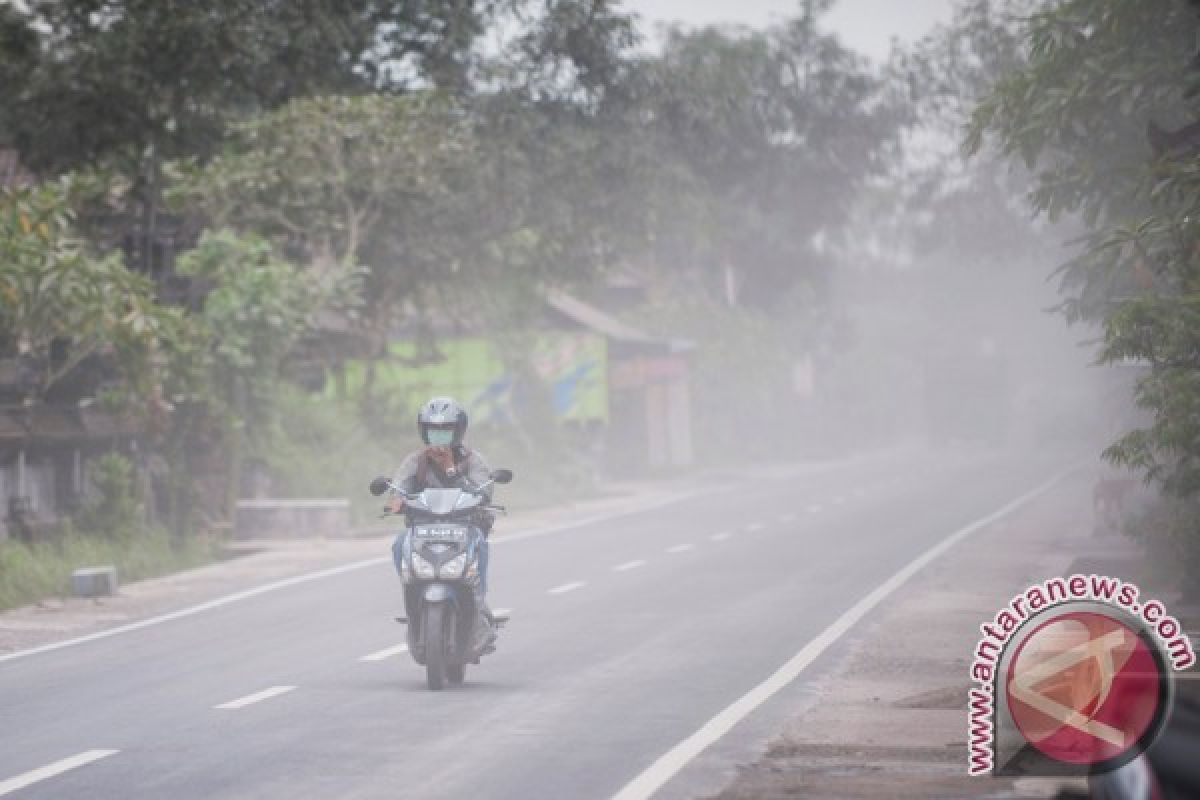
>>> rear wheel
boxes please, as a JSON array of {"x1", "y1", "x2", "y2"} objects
[{"x1": 424, "y1": 604, "x2": 447, "y2": 690}]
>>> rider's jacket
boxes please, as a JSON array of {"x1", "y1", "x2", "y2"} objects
[{"x1": 392, "y1": 445, "x2": 493, "y2": 497}]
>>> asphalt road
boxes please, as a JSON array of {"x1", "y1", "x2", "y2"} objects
[{"x1": 0, "y1": 448, "x2": 1070, "y2": 800}]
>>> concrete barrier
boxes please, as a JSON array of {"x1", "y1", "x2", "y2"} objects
[
  {"x1": 72, "y1": 566, "x2": 118, "y2": 597},
  {"x1": 234, "y1": 498, "x2": 351, "y2": 540}
]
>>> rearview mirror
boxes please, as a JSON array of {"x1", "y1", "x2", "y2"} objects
[
  {"x1": 491, "y1": 468, "x2": 514, "y2": 484},
  {"x1": 368, "y1": 476, "x2": 391, "y2": 496}
]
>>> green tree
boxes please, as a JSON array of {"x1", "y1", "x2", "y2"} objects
[
  {"x1": 627, "y1": 4, "x2": 898, "y2": 311},
  {"x1": 171, "y1": 94, "x2": 471, "y2": 338},
  {"x1": 173, "y1": 229, "x2": 354, "y2": 516},
  {"x1": 486, "y1": 0, "x2": 638, "y2": 104},
  {"x1": 74, "y1": 453, "x2": 143, "y2": 541},
  {"x1": 0, "y1": 0, "x2": 505, "y2": 277},
  {"x1": 171, "y1": 88, "x2": 649, "y2": 351},
  {"x1": 0, "y1": 0, "x2": 500, "y2": 170},
  {"x1": 968, "y1": 0, "x2": 1200, "y2": 586},
  {"x1": 0, "y1": 179, "x2": 179, "y2": 411}
]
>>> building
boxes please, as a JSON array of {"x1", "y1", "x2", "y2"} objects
[{"x1": 335, "y1": 287, "x2": 695, "y2": 475}]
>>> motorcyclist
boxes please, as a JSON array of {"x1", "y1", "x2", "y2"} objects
[{"x1": 388, "y1": 396, "x2": 497, "y2": 651}]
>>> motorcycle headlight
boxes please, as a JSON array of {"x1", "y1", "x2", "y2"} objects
[
  {"x1": 439, "y1": 553, "x2": 468, "y2": 579},
  {"x1": 410, "y1": 552, "x2": 435, "y2": 580}
]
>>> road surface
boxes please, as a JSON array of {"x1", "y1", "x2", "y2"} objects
[{"x1": 0, "y1": 449, "x2": 1069, "y2": 799}]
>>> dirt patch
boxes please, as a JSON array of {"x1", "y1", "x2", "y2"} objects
[{"x1": 892, "y1": 684, "x2": 969, "y2": 710}]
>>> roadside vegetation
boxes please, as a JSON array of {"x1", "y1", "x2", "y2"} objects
[
  {"x1": 0, "y1": 454, "x2": 217, "y2": 610},
  {"x1": 2, "y1": 0, "x2": 1199, "y2": 604},
  {"x1": 0, "y1": 0, "x2": 897, "y2": 535},
  {"x1": 969, "y1": 0, "x2": 1200, "y2": 598}
]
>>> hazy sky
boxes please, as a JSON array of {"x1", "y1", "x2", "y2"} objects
[{"x1": 625, "y1": 0, "x2": 958, "y2": 60}]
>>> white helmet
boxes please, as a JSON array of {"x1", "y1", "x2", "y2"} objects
[{"x1": 417, "y1": 396, "x2": 468, "y2": 447}]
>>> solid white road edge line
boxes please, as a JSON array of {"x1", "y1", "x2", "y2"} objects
[
  {"x1": 0, "y1": 558, "x2": 388, "y2": 666},
  {"x1": 0, "y1": 750, "x2": 120, "y2": 797},
  {"x1": 548, "y1": 581, "x2": 586, "y2": 595},
  {"x1": 0, "y1": 488, "x2": 707, "y2": 666},
  {"x1": 360, "y1": 644, "x2": 409, "y2": 662},
  {"x1": 214, "y1": 685, "x2": 297, "y2": 710},
  {"x1": 609, "y1": 468, "x2": 1072, "y2": 800},
  {"x1": 614, "y1": 560, "x2": 647, "y2": 572}
]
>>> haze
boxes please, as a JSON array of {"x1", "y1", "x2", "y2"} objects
[{"x1": 1, "y1": 1, "x2": 1196, "y2": 799}]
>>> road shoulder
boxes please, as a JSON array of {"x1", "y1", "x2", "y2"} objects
[
  {"x1": 0, "y1": 479, "x2": 696, "y2": 656},
  {"x1": 0, "y1": 448, "x2": 933, "y2": 658},
  {"x1": 704, "y1": 471, "x2": 1198, "y2": 800}
]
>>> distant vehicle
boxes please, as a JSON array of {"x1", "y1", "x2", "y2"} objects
[{"x1": 369, "y1": 470, "x2": 513, "y2": 690}]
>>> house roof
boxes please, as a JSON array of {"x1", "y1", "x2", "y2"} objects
[
  {"x1": 0, "y1": 406, "x2": 142, "y2": 443},
  {"x1": 541, "y1": 288, "x2": 693, "y2": 354},
  {"x1": 541, "y1": 288, "x2": 656, "y2": 344}
]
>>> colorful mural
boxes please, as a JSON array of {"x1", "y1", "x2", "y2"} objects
[{"x1": 338, "y1": 334, "x2": 609, "y2": 424}]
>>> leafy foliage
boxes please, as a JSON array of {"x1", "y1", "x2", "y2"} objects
[
  {"x1": 73, "y1": 453, "x2": 144, "y2": 541},
  {"x1": 175, "y1": 229, "x2": 349, "y2": 438},
  {"x1": 0, "y1": 179, "x2": 180, "y2": 409},
  {"x1": 0, "y1": 0, "x2": 503, "y2": 172},
  {"x1": 0, "y1": 0, "x2": 916, "y2": 554},
  {"x1": 172, "y1": 94, "x2": 472, "y2": 350},
  {"x1": 625, "y1": 9, "x2": 897, "y2": 309},
  {"x1": 970, "y1": 0, "x2": 1200, "y2": 498}
]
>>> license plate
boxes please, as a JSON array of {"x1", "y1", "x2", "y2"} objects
[{"x1": 413, "y1": 526, "x2": 466, "y2": 542}]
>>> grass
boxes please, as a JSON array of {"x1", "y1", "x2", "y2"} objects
[{"x1": 0, "y1": 528, "x2": 218, "y2": 611}]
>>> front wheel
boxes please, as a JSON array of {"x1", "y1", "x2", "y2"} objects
[{"x1": 424, "y1": 603, "x2": 449, "y2": 690}]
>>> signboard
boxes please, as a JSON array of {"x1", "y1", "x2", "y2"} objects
[{"x1": 338, "y1": 334, "x2": 608, "y2": 424}]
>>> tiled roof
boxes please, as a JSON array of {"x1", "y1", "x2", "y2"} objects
[{"x1": 0, "y1": 406, "x2": 143, "y2": 442}]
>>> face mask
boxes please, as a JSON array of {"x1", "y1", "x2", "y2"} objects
[{"x1": 427, "y1": 428, "x2": 455, "y2": 447}]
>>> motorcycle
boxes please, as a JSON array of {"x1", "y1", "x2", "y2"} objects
[{"x1": 368, "y1": 469, "x2": 513, "y2": 690}]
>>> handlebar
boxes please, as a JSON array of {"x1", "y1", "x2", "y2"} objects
[{"x1": 380, "y1": 478, "x2": 493, "y2": 498}]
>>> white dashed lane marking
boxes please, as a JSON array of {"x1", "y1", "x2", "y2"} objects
[
  {"x1": 745, "y1": 522, "x2": 765, "y2": 532},
  {"x1": 610, "y1": 470, "x2": 1071, "y2": 800},
  {"x1": 666, "y1": 544, "x2": 694, "y2": 554},
  {"x1": 214, "y1": 686, "x2": 297, "y2": 710},
  {"x1": 360, "y1": 644, "x2": 409, "y2": 662},
  {"x1": 778, "y1": 513, "x2": 797, "y2": 523},
  {"x1": 710, "y1": 532, "x2": 731, "y2": 542},
  {"x1": 806, "y1": 505, "x2": 822, "y2": 513},
  {"x1": 548, "y1": 581, "x2": 586, "y2": 595},
  {"x1": 614, "y1": 560, "x2": 647, "y2": 572},
  {"x1": 0, "y1": 751, "x2": 119, "y2": 797},
  {"x1": 832, "y1": 496, "x2": 846, "y2": 505}
]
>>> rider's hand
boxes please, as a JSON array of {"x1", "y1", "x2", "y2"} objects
[
  {"x1": 386, "y1": 496, "x2": 405, "y2": 514},
  {"x1": 425, "y1": 446, "x2": 456, "y2": 473}
]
